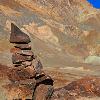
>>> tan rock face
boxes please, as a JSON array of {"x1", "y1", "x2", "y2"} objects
[
  {"x1": 0, "y1": 5, "x2": 21, "y2": 16},
  {"x1": 0, "y1": 0, "x2": 100, "y2": 99},
  {"x1": 0, "y1": 0, "x2": 100, "y2": 66}
]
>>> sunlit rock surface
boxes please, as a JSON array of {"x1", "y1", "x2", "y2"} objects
[
  {"x1": 0, "y1": 0, "x2": 100, "y2": 66},
  {"x1": 0, "y1": 0, "x2": 100, "y2": 100}
]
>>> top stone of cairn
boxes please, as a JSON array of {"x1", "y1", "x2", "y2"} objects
[{"x1": 10, "y1": 23, "x2": 31, "y2": 43}]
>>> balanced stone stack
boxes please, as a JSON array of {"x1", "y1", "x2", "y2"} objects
[{"x1": 9, "y1": 23, "x2": 54, "y2": 100}]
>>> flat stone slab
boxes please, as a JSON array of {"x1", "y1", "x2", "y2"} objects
[
  {"x1": 17, "y1": 50, "x2": 34, "y2": 56},
  {"x1": 12, "y1": 53, "x2": 33, "y2": 64},
  {"x1": 15, "y1": 44, "x2": 31, "y2": 50}
]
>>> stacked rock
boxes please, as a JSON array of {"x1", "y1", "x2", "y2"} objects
[{"x1": 9, "y1": 23, "x2": 54, "y2": 100}]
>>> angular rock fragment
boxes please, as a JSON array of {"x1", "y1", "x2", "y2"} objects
[
  {"x1": 51, "y1": 88, "x2": 75, "y2": 100},
  {"x1": 10, "y1": 47, "x2": 21, "y2": 54},
  {"x1": 33, "y1": 56, "x2": 43, "y2": 74},
  {"x1": 35, "y1": 71, "x2": 45, "y2": 77},
  {"x1": 15, "y1": 44, "x2": 31, "y2": 50},
  {"x1": 19, "y1": 78, "x2": 36, "y2": 85},
  {"x1": 14, "y1": 64, "x2": 22, "y2": 67},
  {"x1": 10, "y1": 23, "x2": 31, "y2": 43},
  {"x1": 22, "y1": 61, "x2": 32, "y2": 67},
  {"x1": 12, "y1": 53, "x2": 33, "y2": 64},
  {"x1": 24, "y1": 66, "x2": 36, "y2": 78},
  {"x1": 33, "y1": 84, "x2": 54, "y2": 100},
  {"x1": 63, "y1": 77, "x2": 100, "y2": 97},
  {"x1": 51, "y1": 77, "x2": 100, "y2": 100},
  {"x1": 8, "y1": 67, "x2": 36, "y2": 82},
  {"x1": 35, "y1": 60, "x2": 43, "y2": 73},
  {"x1": 19, "y1": 78, "x2": 36, "y2": 90},
  {"x1": 17, "y1": 50, "x2": 34, "y2": 56},
  {"x1": 36, "y1": 75, "x2": 53, "y2": 85}
]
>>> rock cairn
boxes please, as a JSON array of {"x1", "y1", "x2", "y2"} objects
[{"x1": 9, "y1": 23, "x2": 54, "y2": 100}]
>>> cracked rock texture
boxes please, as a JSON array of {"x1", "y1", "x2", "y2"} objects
[{"x1": 0, "y1": 0, "x2": 100, "y2": 100}]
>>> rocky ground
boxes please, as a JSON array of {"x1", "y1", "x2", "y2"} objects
[
  {"x1": 0, "y1": 0, "x2": 100, "y2": 100},
  {"x1": 0, "y1": 64, "x2": 100, "y2": 100}
]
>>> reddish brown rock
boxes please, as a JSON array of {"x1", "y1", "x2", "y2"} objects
[
  {"x1": 10, "y1": 23, "x2": 31, "y2": 43},
  {"x1": 63, "y1": 77, "x2": 100, "y2": 97},
  {"x1": 12, "y1": 53, "x2": 33, "y2": 64},
  {"x1": 35, "y1": 71, "x2": 45, "y2": 77},
  {"x1": 15, "y1": 44, "x2": 31, "y2": 50},
  {"x1": 24, "y1": 66, "x2": 36, "y2": 78},
  {"x1": 49, "y1": 77, "x2": 100, "y2": 100},
  {"x1": 22, "y1": 61, "x2": 32, "y2": 67},
  {"x1": 19, "y1": 78, "x2": 36, "y2": 85},
  {"x1": 10, "y1": 47, "x2": 21, "y2": 53},
  {"x1": 33, "y1": 56, "x2": 43, "y2": 74},
  {"x1": 14, "y1": 64, "x2": 22, "y2": 67},
  {"x1": 51, "y1": 77, "x2": 100, "y2": 100},
  {"x1": 19, "y1": 78, "x2": 36, "y2": 90},
  {"x1": 7, "y1": 67, "x2": 36, "y2": 82},
  {"x1": 33, "y1": 84, "x2": 54, "y2": 100},
  {"x1": 14, "y1": 61, "x2": 32, "y2": 67},
  {"x1": 51, "y1": 88, "x2": 75, "y2": 100},
  {"x1": 17, "y1": 50, "x2": 34, "y2": 56}
]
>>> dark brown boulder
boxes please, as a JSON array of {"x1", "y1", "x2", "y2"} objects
[
  {"x1": 12, "y1": 53, "x2": 33, "y2": 64},
  {"x1": 15, "y1": 44, "x2": 31, "y2": 50},
  {"x1": 33, "y1": 84, "x2": 54, "y2": 100},
  {"x1": 36, "y1": 75, "x2": 53, "y2": 85},
  {"x1": 10, "y1": 23, "x2": 31, "y2": 43}
]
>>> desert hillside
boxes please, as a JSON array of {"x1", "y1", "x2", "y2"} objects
[{"x1": 0, "y1": 0, "x2": 100, "y2": 100}]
